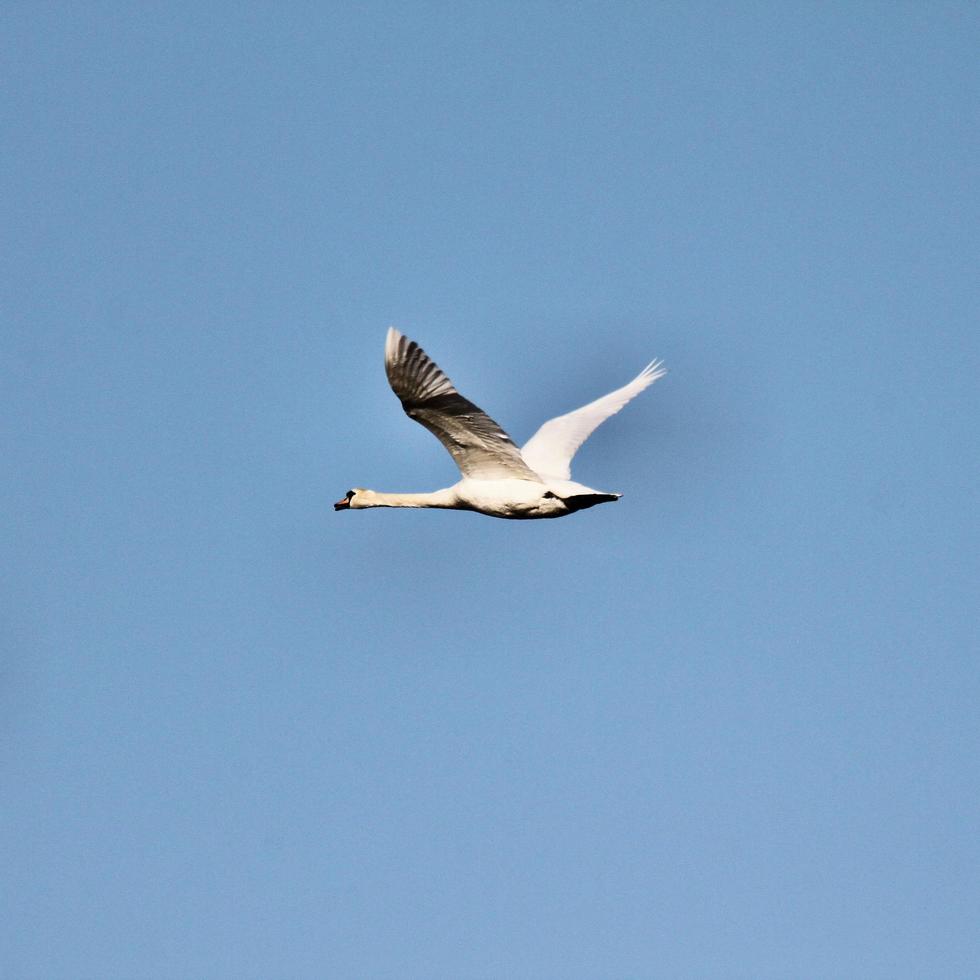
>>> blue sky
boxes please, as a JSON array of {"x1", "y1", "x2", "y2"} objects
[{"x1": 2, "y1": 3, "x2": 978, "y2": 977}]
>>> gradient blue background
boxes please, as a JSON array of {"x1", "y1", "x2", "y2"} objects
[{"x1": 3, "y1": 4, "x2": 978, "y2": 978}]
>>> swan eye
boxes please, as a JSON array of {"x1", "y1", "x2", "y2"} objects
[{"x1": 542, "y1": 491, "x2": 558, "y2": 499}]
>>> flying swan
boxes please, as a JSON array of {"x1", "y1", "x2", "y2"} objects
[{"x1": 335, "y1": 328, "x2": 666, "y2": 520}]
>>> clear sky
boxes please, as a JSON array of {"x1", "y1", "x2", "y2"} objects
[{"x1": 3, "y1": 3, "x2": 978, "y2": 978}]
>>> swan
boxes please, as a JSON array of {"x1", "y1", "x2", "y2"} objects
[{"x1": 335, "y1": 328, "x2": 666, "y2": 520}]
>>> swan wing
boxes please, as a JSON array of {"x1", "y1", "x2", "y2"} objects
[
  {"x1": 520, "y1": 360, "x2": 667, "y2": 480},
  {"x1": 385, "y1": 328, "x2": 541, "y2": 481}
]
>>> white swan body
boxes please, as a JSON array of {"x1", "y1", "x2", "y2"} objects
[{"x1": 335, "y1": 329, "x2": 666, "y2": 520}]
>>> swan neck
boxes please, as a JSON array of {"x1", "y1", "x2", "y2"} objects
[{"x1": 359, "y1": 488, "x2": 458, "y2": 509}]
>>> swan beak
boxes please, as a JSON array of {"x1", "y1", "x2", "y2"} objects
[{"x1": 334, "y1": 496, "x2": 351, "y2": 511}]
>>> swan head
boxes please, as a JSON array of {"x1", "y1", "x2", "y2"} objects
[
  {"x1": 334, "y1": 489, "x2": 358, "y2": 511},
  {"x1": 335, "y1": 488, "x2": 378, "y2": 510}
]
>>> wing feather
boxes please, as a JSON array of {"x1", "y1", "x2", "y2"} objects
[
  {"x1": 384, "y1": 328, "x2": 540, "y2": 481},
  {"x1": 520, "y1": 360, "x2": 666, "y2": 480}
]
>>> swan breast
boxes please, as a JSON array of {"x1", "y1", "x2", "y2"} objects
[{"x1": 455, "y1": 479, "x2": 569, "y2": 519}]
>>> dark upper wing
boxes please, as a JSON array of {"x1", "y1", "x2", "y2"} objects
[{"x1": 384, "y1": 328, "x2": 540, "y2": 481}]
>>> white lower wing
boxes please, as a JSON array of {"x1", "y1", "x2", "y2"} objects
[{"x1": 520, "y1": 360, "x2": 666, "y2": 480}]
